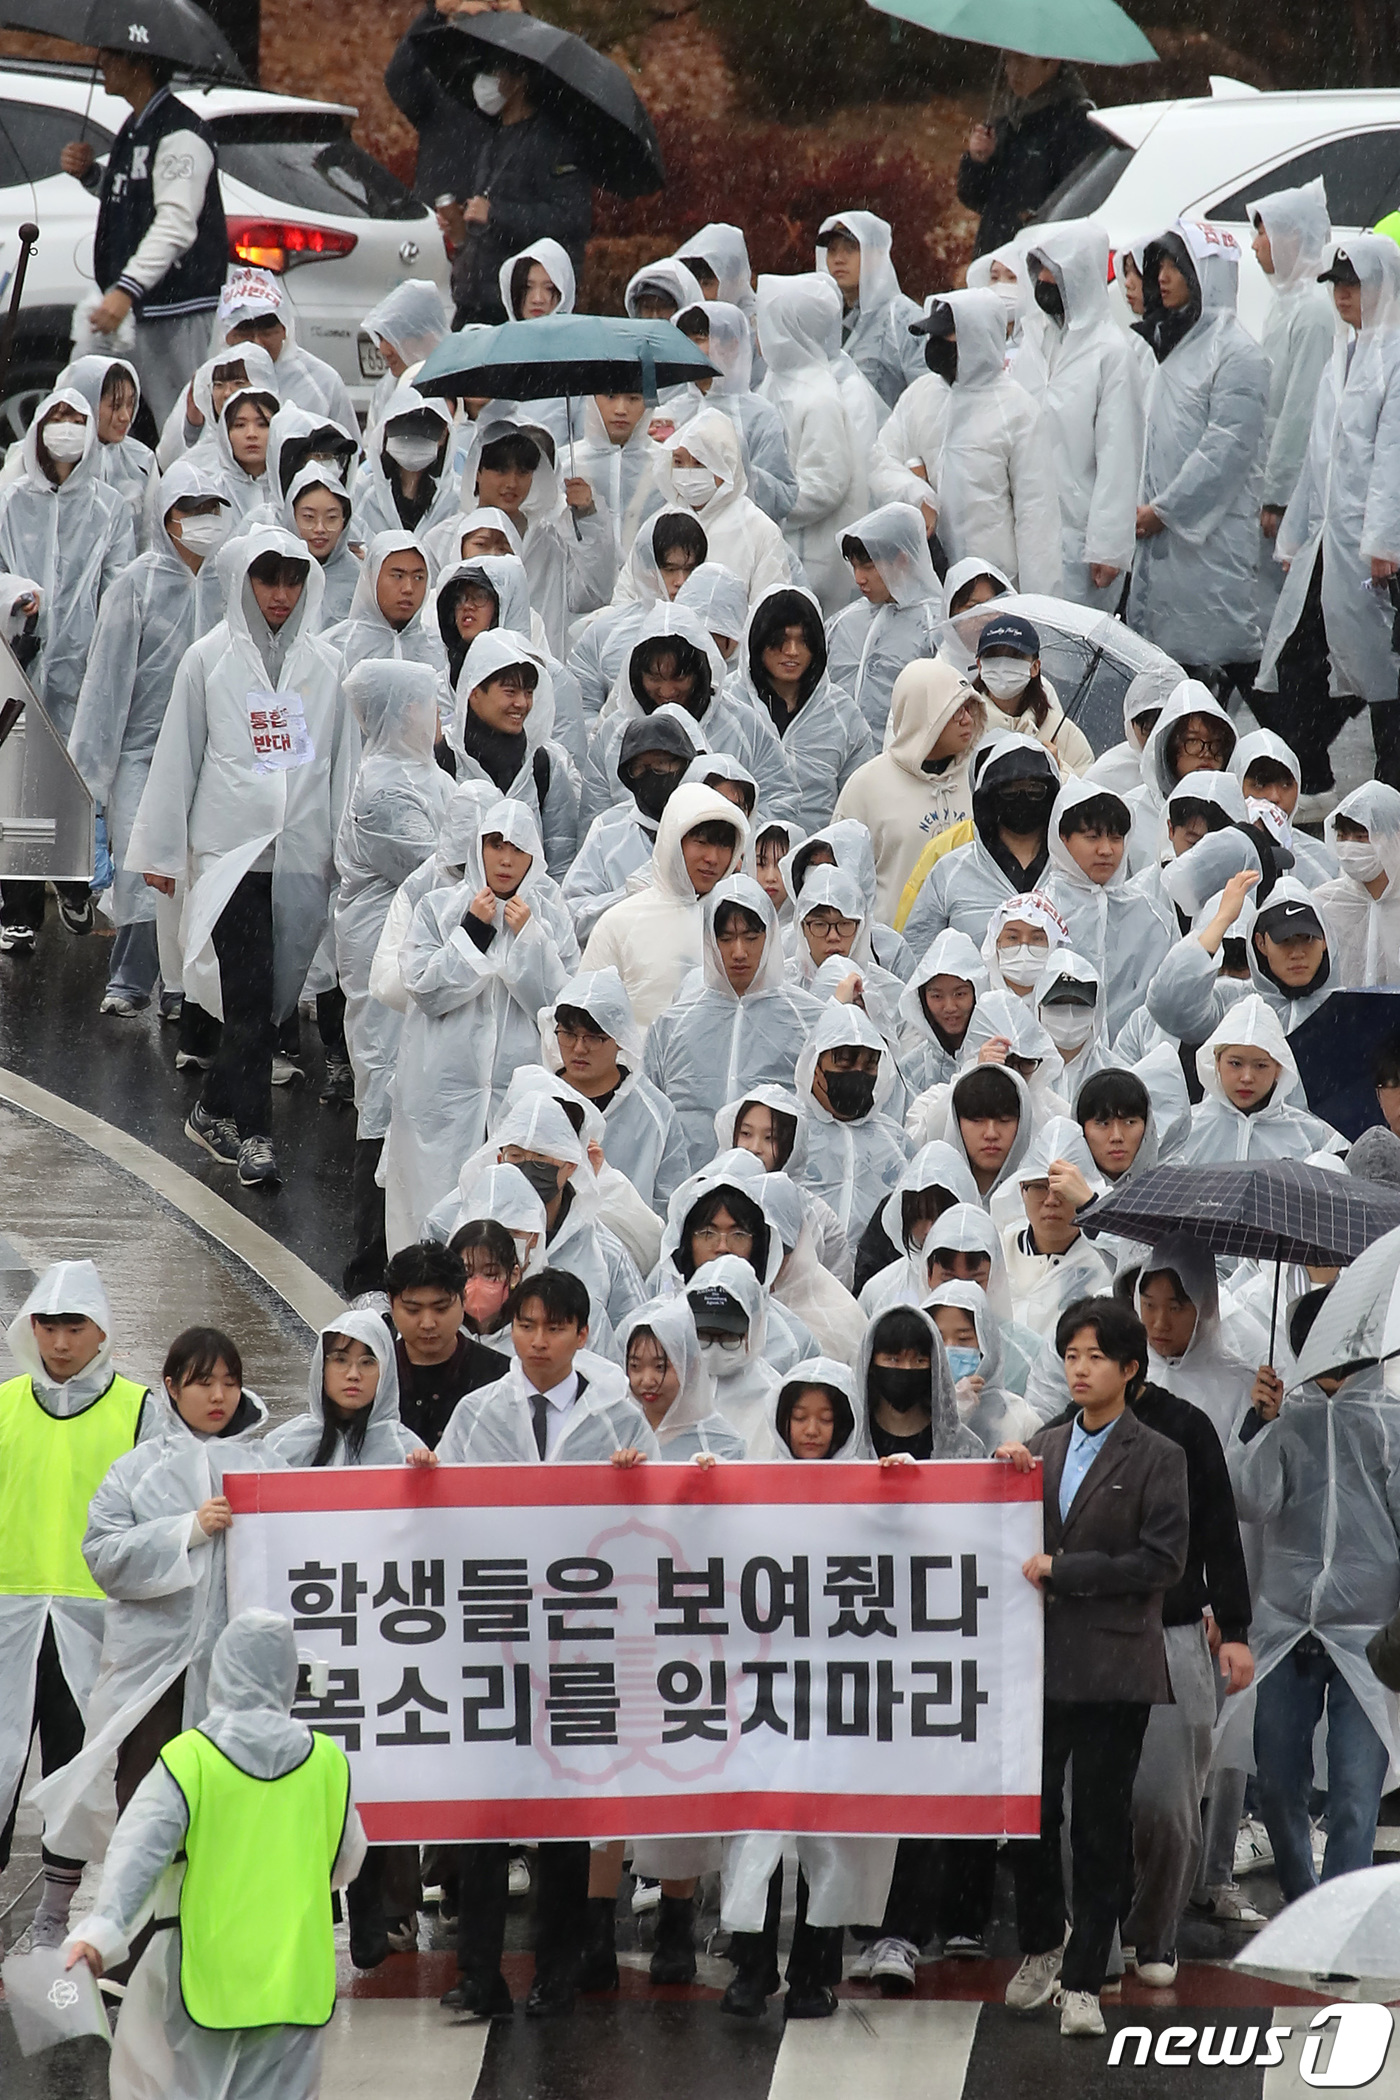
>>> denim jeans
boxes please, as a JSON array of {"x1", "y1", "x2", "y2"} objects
[{"x1": 1253, "y1": 1638, "x2": 1390, "y2": 1903}]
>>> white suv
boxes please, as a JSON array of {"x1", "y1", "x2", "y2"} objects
[
  {"x1": 1029, "y1": 83, "x2": 1400, "y2": 339},
  {"x1": 0, "y1": 56, "x2": 451, "y2": 435}
]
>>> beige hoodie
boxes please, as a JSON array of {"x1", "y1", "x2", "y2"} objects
[{"x1": 834, "y1": 661, "x2": 984, "y2": 920}]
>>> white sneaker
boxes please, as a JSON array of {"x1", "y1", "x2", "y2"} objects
[
  {"x1": 1202, "y1": 1883, "x2": 1266, "y2": 1928},
  {"x1": 1005, "y1": 1945, "x2": 1063, "y2": 2011},
  {"x1": 28, "y1": 1912, "x2": 69, "y2": 1949},
  {"x1": 846, "y1": 1942, "x2": 879, "y2": 1980},
  {"x1": 1311, "y1": 1820, "x2": 1327, "y2": 1875},
  {"x1": 630, "y1": 1875, "x2": 659, "y2": 1914},
  {"x1": 508, "y1": 1855, "x2": 532, "y2": 1898},
  {"x1": 870, "y1": 1936, "x2": 916, "y2": 1991},
  {"x1": 1057, "y1": 1988, "x2": 1105, "y2": 2038},
  {"x1": 1234, "y1": 1816, "x2": 1274, "y2": 1877},
  {"x1": 1134, "y1": 1950, "x2": 1178, "y2": 1988}
]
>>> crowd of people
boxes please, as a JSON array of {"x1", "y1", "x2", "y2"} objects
[{"x1": 6, "y1": 32, "x2": 1400, "y2": 2090}]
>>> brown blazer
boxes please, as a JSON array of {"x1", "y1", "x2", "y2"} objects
[{"x1": 1029, "y1": 1405, "x2": 1190, "y2": 1705}]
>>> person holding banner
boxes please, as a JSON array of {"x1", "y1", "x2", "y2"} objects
[
  {"x1": 997, "y1": 1296, "x2": 1190, "y2": 2041},
  {"x1": 64, "y1": 1609, "x2": 365, "y2": 2100}
]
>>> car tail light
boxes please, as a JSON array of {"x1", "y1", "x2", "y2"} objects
[{"x1": 226, "y1": 218, "x2": 358, "y2": 272}]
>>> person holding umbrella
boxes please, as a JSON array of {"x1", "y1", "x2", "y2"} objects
[
  {"x1": 957, "y1": 54, "x2": 1101, "y2": 260},
  {"x1": 59, "y1": 49, "x2": 227, "y2": 426}
]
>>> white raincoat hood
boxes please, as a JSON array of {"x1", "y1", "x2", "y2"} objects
[
  {"x1": 655, "y1": 406, "x2": 747, "y2": 513},
  {"x1": 1025, "y1": 220, "x2": 1113, "y2": 332},
  {"x1": 927, "y1": 288, "x2": 1010, "y2": 391},
  {"x1": 1139, "y1": 680, "x2": 1237, "y2": 801},
  {"x1": 1246, "y1": 177, "x2": 1332, "y2": 295},
  {"x1": 453, "y1": 626, "x2": 551, "y2": 750},
  {"x1": 817, "y1": 210, "x2": 901, "y2": 312},
  {"x1": 498, "y1": 237, "x2": 577, "y2": 318},
  {"x1": 542, "y1": 965, "x2": 645, "y2": 1070},
  {"x1": 842, "y1": 501, "x2": 940, "y2": 607},
  {"x1": 269, "y1": 1307, "x2": 410, "y2": 1465},
  {"x1": 616, "y1": 1295, "x2": 717, "y2": 1445},
  {"x1": 676, "y1": 225, "x2": 755, "y2": 313},
  {"x1": 700, "y1": 872, "x2": 789, "y2": 999},
  {"x1": 795, "y1": 999, "x2": 896, "y2": 1125},
  {"x1": 755, "y1": 273, "x2": 844, "y2": 376},
  {"x1": 649, "y1": 779, "x2": 749, "y2": 903},
  {"x1": 7, "y1": 1260, "x2": 113, "y2": 1392},
  {"x1": 340, "y1": 528, "x2": 444, "y2": 675},
  {"x1": 363, "y1": 278, "x2": 451, "y2": 363},
  {"x1": 676, "y1": 299, "x2": 753, "y2": 392},
  {"x1": 1195, "y1": 991, "x2": 1300, "y2": 1104},
  {"x1": 625, "y1": 256, "x2": 704, "y2": 318}
]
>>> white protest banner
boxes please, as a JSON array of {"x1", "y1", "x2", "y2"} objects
[{"x1": 225, "y1": 1462, "x2": 1044, "y2": 1845}]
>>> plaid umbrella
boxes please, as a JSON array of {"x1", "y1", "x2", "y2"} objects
[{"x1": 1079, "y1": 1160, "x2": 1400, "y2": 1359}]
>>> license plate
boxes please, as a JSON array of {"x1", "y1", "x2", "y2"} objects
[{"x1": 357, "y1": 334, "x2": 386, "y2": 379}]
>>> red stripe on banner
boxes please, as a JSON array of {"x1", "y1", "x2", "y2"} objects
[
  {"x1": 222, "y1": 1459, "x2": 1042, "y2": 1515},
  {"x1": 356, "y1": 1792, "x2": 1043, "y2": 1842}
]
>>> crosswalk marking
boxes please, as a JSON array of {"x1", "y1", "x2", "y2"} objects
[
  {"x1": 323, "y1": 1997, "x2": 489, "y2": 2096},
  {"x1": 768, "y1": 2000, "x2": 983, "y2": 2100}
]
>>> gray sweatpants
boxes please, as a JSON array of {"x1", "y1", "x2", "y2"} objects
[
  {"x1": 132, "y1": 310, "x2": 214, "y2": 427},
  {"x1": 1122, "y1": 1620, "x2": 1217, "y2": 1960}
]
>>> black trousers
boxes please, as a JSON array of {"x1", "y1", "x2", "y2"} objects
[
  {"x1": 1010, "y1": 1697, "x2": 1151, "y2": 1994},
  {"x1": 1250, "y1": 554, "x2": 1358, "y2": 793},
  {"x1": 200, "y1": 872, "x2": 275, "y2": 1139},
  {"x1": 345, "y1": 1137, "x2": 388, "y2": 1298},
  {"x1": 0, "y1": 1619, "x2": 84, "y2": 1872},
  {"x1": 1371, "y1": 702, "x2": 1400, "y2": 792},
  {"x1": 0, "y1": 878, "x2": 90, "y2": 930},
  {"x1": 455, "y1": 1839, "x2": 589, "y2": 1986}
]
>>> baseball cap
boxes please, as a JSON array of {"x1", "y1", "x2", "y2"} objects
[
  {"x1": 1317, "y1": 250, "x2": 1361, "y2": 287},
  {"x1": 686, "y1": 1286, "x2": 748, "y2": 1335},
  {"x1": 977, "y1": 613, "x2": 1040, "y2": 659},
  {"x1": 1255, "y1": 897, "x2": 1325, "y2": 943},
  {"x1": 909, "y1": 300, "x2": 955, "y2": 339}
]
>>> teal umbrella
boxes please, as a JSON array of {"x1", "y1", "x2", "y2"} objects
[
  {"x1": 865, "y1": 0, "x2": 1158, "y2": 65},
  {"x1": 414, "y1": 315, "x2": 715, "y2": 404}
]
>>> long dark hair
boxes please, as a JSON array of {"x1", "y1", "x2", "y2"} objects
[
  {"x1": 775, "y1": 1378, "x2": 855, "y2": 1458},
  {"x1": 312, "y1": 1402, "x2": 370, "y2": 1468}
]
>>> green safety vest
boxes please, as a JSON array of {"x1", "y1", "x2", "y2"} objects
[
  {"x1": 0, "y1": 1371, "x2": 147, "y2": 1598},
  {"x1": 160, "y1": 1727, "x2": 349, "y2": 2031}
]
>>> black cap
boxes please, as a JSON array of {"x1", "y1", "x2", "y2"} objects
[
  {"x1": 1255, "y1": 897, "x2": 1325, "y2": 943},
  {"x1": 686, "y1": 1286, "x2": 748, "y2": 1335},
  {"x1": 909, "y1": 300, "x2": 955, "y2": 339},
  {"x1": 1318, "y1": 250, "x2": 1361, "y2": 287},
  {"x1": 619, "y1": 712, "x2": 698, "y2": 770},
  {"x1": 977, "y1": 611, "x2": 1040, "y2": 658}
]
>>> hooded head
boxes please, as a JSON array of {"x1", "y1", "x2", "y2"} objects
[
  {"x1": 650, "y1": 780, "x2": 749, "y2": 904},
  {"x1": 879, "y1": 1138, "x2": 982, "y2": 1257},
  {"x1": 795, "y1": 1000, "x2": 895, "y2": 1126},
  {"x1": 188, "y1": 343, "x2": 278, "y2": 433},
  {"x1": 1246, "y1": 177, "x2": 1331, "y2": 296},
  {"x1": 857, "y1": 1301, "x2": 964, "y2": 1453},
  {"x1": 1140, "y1": 680, "x2": 1237, "y2": 800},
  {"x1": 947, "y1": 1059, "x2": 1033, "y2": 1198},
  {"x1": 618, "y1": 505, "x2": 708, "y2": 610},
  {"x1": 264, "y1": 401, "x2": 358, "y2": 505},
  {"x1": 657, "y1": 408, "x2": 746, "y2": 515},
  {"x1": 1196, "y1": 993, "x2": 1301, "y2": 1114},
  {"x1": 362, "y1": 278, "x2": 451, "y2": 369},
  {"x1": 973, "y1": 737, "x2": 1060, "y2": 874},
  {"x1": 498, "y1": 238, "x2": 577, "y2": 320},
  {"x1": 433, "y1": 551, "x2": 531, "y2": 676},
  {"x1": 793, "y1": 864, "x2": 874, "y2": 982},
  {"x1": 374, "y1": 381, "x2": 454, "y2": 485},
  {"x1": 675, "y1": 226, "x2": 755, "y2": 313},
  {"x1": 900, "y1": 929, "x2": 989, "y2": 1055},
  {"x1": 1118, "y1": 661, "x2": 1184, "y2": 756},
  {"x1": 156, "y1": 455, "x2": 231, "y2": 565},
  {"x1": 817, "y1": 211, "x2": 901, "y2": 312},
  {"x1": 683, "y1": 748, "x2": 756, "y2": 815},
  {"x1": 702, "y1": 874, "x2": 787, "y2": 1001},
  {"x1": 460, "y1": 411, "x2": 562, "y2": 524},
  {"x1": 1149, "y1": 218, "x2": 1242, "y2": 323},
  {"x1": 206, "y1": 1608, "x2": 300, "y2": 1717},
  {"x1": 886, "y1": 660, "x2": 983, "y2": 780},
  {"x1": 755, "y1": 273, "x2": 844, "y2": 377},
  {"x1": 713, "y1": 1083, "x2": 808, "y2": 1178},
  {"x1": 618, "y1": 703, "x2": 705, "y2": 826},
  {"x1": 467, "y1": 794, "x2": 547, "y2": 911},
  {"x1": 7, "y1": 1258, "x2": 113, "y2": 1397},
  {"x1": 617, "y1": 1295, "x2": 715, "y2": 1444},
  {"x1": 981, "y1": 889, "x2": 1071, "y2": 999},
  {"x1": 771, "y1": 1355, "x2": 871, "y2": 1460},
  {"x1": 920, "y1": 1200, "x2": 1016, "y2": 1318},
  {"x1": 925, "y1": 1279, "x2": 1005, "y2": 1407},
  {"x1": 625, "y1": 256, "x2": 704, "y2": 320},
  {"x1": 454, "y1": 627, "x2": 552, "y2": 753},
  {"x1": 23, "y1": 386, "x2": 100, "y2": 490},
  {"x1": 304, "y1": 1306, "x2": 402, "y2": 1455},
  {"x1": 1025, "y1": 221, "x2": 1113, "y2": 333},
  {"x1": 675, "y1": 299, "x2": 753, "y2": 394},
  {"x1": 1035, "y1": 948, "x2": 1106, "y2": 1066},
  {"x1": 341, "y1": 529, "x2": 439, "y2": 674},
  {"x1": 1015, "y1": 1111, "x2": 1105, "y2": 1200},
  {"x1": 676, "y1": 562, "x2": 749, "y2": 658},
  {"x1": 1321, "y1": 233, "x2": 1400, "y2": 335},
  {"x1": 57, "y1": 352, "x2": 141, "y2": 438},
  {"x1": 917, "y1": 288, "x2": 1009, "y2": 390},
  {"x1": 841, "y1": 503, "x2": 940, "y2": 609},
  {"x1": 228, "y1": 524, "x2": 324, "y2": 660},
  {"x1": 544, "y1": 966, "x2": 644, "y2": 1075},
  {"x1": 663, "y1": 1151, "x2": 779, "y2": 1285},
  {"x1": 215, "y1": 384, "x2": 281, "y2": 486},
  {"x1": 343, "y1": 658, "x2": 441, "y2": 777},
  {"x1": 1046, "y1": 776, "x2": 1133, "y2": 895},
  {"x1": 1136, "y1": 1233, "x2": 1224, "y2": 1371},
  {"x1": 1326, "y1": 783, "x2": 1400, "y2": 893},
  {"x1": 447, "y1": 504, "x2": 527, "y2": 566},
  {"x1": 781, "y1": 819, "x2": 883, "y2": 923}
]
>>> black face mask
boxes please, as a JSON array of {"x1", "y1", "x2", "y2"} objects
[
  {"x1": 516, "y1": 1159, "x2": 562, "y2": 1204},
  {"x1": 626, "y1": 767, "x2": 677, "y2": 823},
  {"x1": 991, "y1": 781, "x2": 1055, "y2": 832},
  {"x1": 923, "y1": 337, "x2": 958, "y2": 386},
  {"x1": 1034, "y1": 278, "x2": 1065, "y2": 322},
  {"x1": 869, "y1": 1364, "x2": 931, "y2": 1414},
  {"x1": 824, "y1": 1067, "x2": 877, "y2": 1119}
]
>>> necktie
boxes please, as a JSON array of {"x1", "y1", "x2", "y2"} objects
[{"x1": 531, "y1": 1391, "x2": 549, "y2": 1461}]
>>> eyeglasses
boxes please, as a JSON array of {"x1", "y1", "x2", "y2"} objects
[
  {"x1": 695, "y1": 1329, "x2": 745, "y2": 1351},
  {"x1": 556, "y1": 1022, "x2": 608, "y2": 1047},
  {"x1": 1178, "y1": 736, "x2": 1227, "y2": 759},
  {"x1": 805, "y1": 914, "x2": 858, "y2": 939},
  {"x1": 693, "y1": 1223, "x2": 754, "y2": 1252}
]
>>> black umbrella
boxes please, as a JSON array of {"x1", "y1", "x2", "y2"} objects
[
  {"x1": 1288, "y1": 988, "x2": 1400, "y2": 1141},
  {"x1": 410, "y1": 12, "x2": 663, "y2": 197},
  {"x1": 1079, "y1": 1158, "x2": 1400, "y2": 1358},
  {"x1": 0, "y1": 0, "x2": 244, "y2": 75},
  {"x1": 415, "y1": 314, "x2": 715, "y2": 404}
]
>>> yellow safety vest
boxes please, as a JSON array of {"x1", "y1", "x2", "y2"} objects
[
  {"x1": 161, "y1": 1726, "x2": 349, "y2": 2031},
  {"x1": 894, "y1": 819, "x2": 975, "y2": 931},
  {"x1": 0, "y1": 1371, "x2": 147, "y2": 1598}
]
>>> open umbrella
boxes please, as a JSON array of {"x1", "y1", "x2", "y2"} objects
[
  {"x1": 1291, "y1": 1223, "x2": 1400, "y2": 1388},
  {"x1": 1288, "y1": 988, "x2": 1400, "y2": 1142},
  {"x1": 415, "y1": 314, "x2": 715, "y2": 404},
  {"x1": 409, "y1": 12, "x2": 663, "y2": 197},
  {"x1": 0, "y1": 0, "x2": 244, "y2": 75},
  {"x1": 1080, "y1": 1160, "x2": 1400, "y2": 1358},
  {"x1": 864, "y1": 0, "x2": 1158, "y2": 66},
  {"x1": 1235, "y1": 1863, "x2": 1400, "y2": 1983}
]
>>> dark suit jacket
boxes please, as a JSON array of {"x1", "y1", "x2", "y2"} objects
[{"x1": 1029, "y1": 1406, "x2": 1190, "y2": 1704}]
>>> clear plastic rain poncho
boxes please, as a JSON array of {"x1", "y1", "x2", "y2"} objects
[
  {"x1": 561, "y1": 704, "x2": 706, "y2": 943},
  {"x1": 676, "y1": 224, "x2": 756, "y2": 318},
  {"x1": 1185, "y1": 993, "x2": 1342, "y2": 1164},
  {"x1": 333, "y1": 659, "x2": 454, "y2": 1140},
  {"x1": 571, "y1": 503, "x2": 692, "y2": 712},
  {"x1": 1316, "y1": 782, "x2": 1400, "y2": 984},
  {"x1": 265, "y1": 1309, "x2": 423, "y2": 1466},
  {"x1": 1126, "y1": 219, "x2": 1271, "y2": 670},
  {"x1": 924, "y1": 1279, "x2": 1040, "y2": 1452},
  {"x1": 351, "y1": 380, "x2": 460, "y2": 544},
  {"x1": 451, "y1": 626, "x2": 579, "y2": 876},
  {"x1": 625, "y1": 255, "x2": 704, "y2": 318},
  {"x1": 1135, "y1": 1235, "x2": 1257, "y2": 1448},
  {"x1": 361, "y1": 277, "x2": 452, "y2": 410},
  {"x1": 651, "y1": 406, "x2": 795, "y2": 603},
  {"x1": 497, "y1": 236, "x2": 577, "y2": 318},
  {"x1": 857, "y1": 1299, "x2": 983, "y2": 1458},
  {"x1": 1245, "y1": 178, "x2": 1335, "y2": 623},
  {"x1": 1083, "y1": 659, "x2": 1187, "y2": 799},
  {"x1": 385, "y1": 796, "x2": 576, "y2": 1242},
  {"x1": 978, "y1": 888, "x2": 1072, "y2": 1001},
  {"x1": 541, "y1": 965, "x2": 692, "y2": 1215},
  {"x1": 124, "y1": 524, "x2": 354, "y2": 1025},
  {"x1": 760, "y1": 1169, "x2": 867, "y2": 1368},
  {"x1": 437, "y1": 1342, "x2": 656, "y2": 1464},
  {"x1": 896, "y1": 929, "x2": 989, "y2": 1093},
  {"x1": 57, "y1": 352, "x2": 156, "y2": 539},
  {"x1": 824, "y1": 500, "x2": 944, "y2": 737},
  {"x1": 29, "y1": 1366, "x2": 274, "y2": 1867},
  {"x1": 1229, "y1": 727, "x2": 1338, "y2": 887},
  {"x1": 708, "y1": 1084, "x2": 854, "y2": 1286},
  {"x1": 789, "y1": 864, "x2": 905, "y2": 1046},
  {"x1": 1042, "y1": 775, "x2": 1175, "y2": 1036},
  {"x1": 675, "y1": 558, "x2": 750, "y2": 654},
  {"x1": 756, "y1": 271, "x2": 863, "y2": 615},
  {"x1": 793, "y1": 1001, "x2": 909, "y2": 1237},
  {"x1": 337, "y1": 527, "x2": 446, "y2": 677},
  {"x1": 368, "y1": 778, "x2": 497, "y2": 1016},
  {"x1": 666, "y1": 300, "x2": 798, "y2": 526},
  {"x1": 69, "y1": 456, "x2": 228, "y2": 930},
  {"x1": 1145, "y1": 870, "x2": 1337, "y2": 1047},
  {"x1": 1020, "y1": 220, "x2": 1145, "y2": 608},
  {"x1": 0, "y1": 387, "x2": 135, "y2": 733},
  {"x1": 859, "y1": 1139, "x2": 983, "y2": 1316},
  {"x1": 816, "y1": 209, "x2": 924, "y2": 407},
  {"x1": 65, "y1": 1610, "x2": 365, "y2": 2100},
  {"x1": 154, "y1": 341, "x2": 279, "y2": 471},
  {"x1": 1123, "y1": 678, "x2": 1237, "y2": 872},
  {"x1": 1033, "y1": 947, "x2": 1115, "y2": 1091},
  {"x1": 644, "y1": 873, "x2": 823, "y2": 1169},
  {"x1": 273, "y1": 461, "x2": 361, "y2": 627},
  {"x1": 917, "y1": 1058, "x2": 1034, "y2": 1208},
  {"x1": 909, "y1": 1199, "x2": 1043, "y2": 1398},
  {"x1": 209, "y1": 382, "x2": 281, "y2": 525},
  {"x1": 683, "y1": 1252, "x2": 781, "y2": 1457},
  {"x1": 1000, "y1": 1114, "x2": 1114, "y2": 1338},
  {"x1": 731, "y1": 581, "x2": 872, "y2": 832},
  {"x1": 424, "y1": 1160, "x2": 549, "y2": 1285},
  {"x1": 779, "y1": 817, "x2": 916, "y2": 980},
  {"x1": 213, "y1": 267, "x2": 359, "y2": 430},
  {"x1": 616, "y1": 1295, "x2": 745, "y2": 1459},
  {"x1": 901, "y1": 734, "x2": 1059, "y2": 955}
]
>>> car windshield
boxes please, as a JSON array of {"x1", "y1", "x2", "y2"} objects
[
  {"x1": 1030, "y1": 138, "x2": 1134, "y2": 225},
  {"x1": 210, "y1": 113, "x2": 424, "y2": 221}
]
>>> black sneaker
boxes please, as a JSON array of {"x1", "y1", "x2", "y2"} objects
[
  {"x1": 440, "y1": 1973, "x2": 513, "y2": 2018},
  {"x1": 184, "y1": 1102, "x2": 239, "y2": 1164},
  {"x1": 56, "y1": 890, "x2": 95, "y2": 935},
  {"x1": 319, "y1": 1056, "x2": 355, "y2": 1106},
  {"x1": 237, "y1": 1136, "x2": 281, "y2": 1189}
]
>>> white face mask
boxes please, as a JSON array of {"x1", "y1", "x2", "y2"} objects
[
  {"x1": 386, "y1": 433, "x2": 441, "y2": 471},
  {"x1": 43, "y1": 421, "x2": 87, "y2": 461},
  {"x1": 671, "y1": 466, "x2": 717, "y2": 509},
  {"x1": 998, "y1": 942, "x2": 1047, "y2": 988},
  {"x1": 980, "y1": 658, "x2": 1034, "y2": 701},
  {"x1": 698, "y1": 1338, "x2": 745, "y2": 1379},
  {"x1": 1039, "y1": 1003, "x2": 1094, "y2": 1050},
  {"x1": 173, "y1": 510, "x2": 230, "y2": 557},
  {"x1": 472, "y1": 72, "x2": 507, "y2": 115},
  {"x1": 1336, "y1": 839, "x2": 1386, "y2": 883},
  {"x1": 990, "y1": 281, "x2": 1020, "y2": 321}
]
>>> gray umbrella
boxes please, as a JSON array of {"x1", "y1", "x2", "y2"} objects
[
  {"x1": 1291, "y1": 1222, "x2": 1400, "y2": 1389},
  {"x1": 1235, "y1": 1863, "x2": 1400, "y2": 1982}
]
